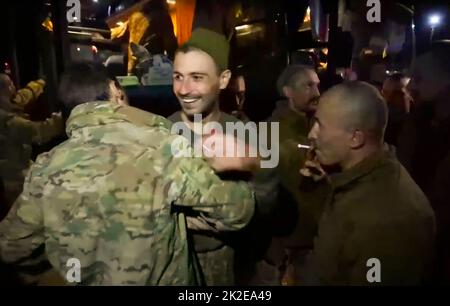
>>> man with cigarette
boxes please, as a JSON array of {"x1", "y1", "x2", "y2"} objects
[{"x1": 301, "y1": 81, "x2": 435, "y2": 285}]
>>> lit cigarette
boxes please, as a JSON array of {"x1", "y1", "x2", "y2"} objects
[
  {"x1": 298, "y1": 144, "x2": 311, "y2": 150},
  {"x1": 203, "y1": 144, "x2": 213, "y2": 153}
]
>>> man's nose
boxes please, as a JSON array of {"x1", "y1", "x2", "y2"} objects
[
  {"x1": 177, "y1": 79, "x2": 192, "y2": 95},
  {"x1": 308, "y1": 122, "x2": 319, "y2": 140},
  {"x1": 312, "y1": 85, "x2": 320, "y2": 97}
]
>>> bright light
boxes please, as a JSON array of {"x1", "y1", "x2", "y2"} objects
[
  {"x1": 116, "y1": 21, "x2": 124, "y2": 26},
  {"x1": 412, "y1": 23, "x2": 415, "y2": 29},
  {"x1": 166, "y1": 0, "x2": 176, "y2": 5},
  {"x1": 304, "y1": 7, "x2": 311, "y2": 23},
  {"x1": 429, "y1": 14, "x2": 441, "y2": 27},
  {"x1": 235, "y1": 25, "x2": 251, "y2": 31},
  {"x1": 77, "y1": 47, "x2": 81, "y2": 52},
  {"x1": 93, "y1": 0, "x2": 98, "y2": 3}
]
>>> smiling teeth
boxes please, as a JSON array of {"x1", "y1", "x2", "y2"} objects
[{"x1": 183, "y1": 99, "x2": 197, "y2": 103}]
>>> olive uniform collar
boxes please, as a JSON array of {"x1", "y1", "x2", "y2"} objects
[{"x1": 329, "y1": 146, "x2": 395, "y2": 191}]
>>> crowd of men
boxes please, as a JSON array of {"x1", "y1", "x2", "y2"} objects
[{"x1": 0, "y1": 27, "x2": 449, "y2": 286}]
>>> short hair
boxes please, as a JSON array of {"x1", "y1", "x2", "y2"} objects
[
  {"x1": 276, "y1": 65, "x2": 315, "y2": 96},
  {"x1": 175, "y1": 45, "x2": 222, "y2": 75},
  {"x1": 324, "y1": 81, "x2": 388, "y2": 140},
  {"x1": 58, "y1": 63, "x2": 111, "y2": 118}
]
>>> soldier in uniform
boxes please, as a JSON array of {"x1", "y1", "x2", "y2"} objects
[
  {"x1": 0, "y1": 73, "x2": 63, "y2": 209},
  {"x1": 0, "y1": 73, "x2": 46, "y2": 115},
  {"x1": 169, "y1": 28, "x2": 278, "y2": 285},
  {"x1": 252, "y1": 65, "x2": 327, "y2": 285},
  {"x1": 0, "y1": 63, "x2": 255, "y2": 285}
]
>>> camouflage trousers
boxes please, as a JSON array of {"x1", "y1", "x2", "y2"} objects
[{"x1": 197, "y1": 245, "x2": 235, "y2": 286}]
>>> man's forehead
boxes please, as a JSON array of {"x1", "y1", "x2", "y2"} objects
[
  {"x1": 174, "y1": 50, "x2": 217, "y2": 74},
  {"x1": 317, "y1": 90, "x2": 345, "y2": 114},
  {"x1": 316, "y1": 95, "x2": 331, "y2": 115},
  {"x1": 301, "y1": 70, "x2": 320, "y2": 84},
  {"x1": 309, "y1": 70, "x2": 320, "y2": 82}
]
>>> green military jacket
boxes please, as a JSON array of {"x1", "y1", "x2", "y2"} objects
[
  {"x1": 304, "y1": 149, "x2": 436, "y2": 285},
  {"x1": 0, "y1": 109, "x2": 63, "y2": 207},
  {"x1": 0, "y1": 102, "x2": 254, "y2": 285},
  {"x1": 268, "y1": 107, "x2": 328, "y2": 251}
]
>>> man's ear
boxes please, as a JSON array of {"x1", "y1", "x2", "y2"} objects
[
  {"x1": 283, "y1": 86, "x2": 293, "y2": 98},
  {"x1": 350, "y1": 129, "x2": 365, "y2": 149},
  {"x1": 109, "y1": 81, "x2": 128, "y2": 106},
  {"x1": 219, "y1": 70, "x2": 232, "y2": 90}
]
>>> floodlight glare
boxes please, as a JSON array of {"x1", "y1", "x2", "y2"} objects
[{"x1": 429, "y1": 15, "x2": 441, "y2": 27}]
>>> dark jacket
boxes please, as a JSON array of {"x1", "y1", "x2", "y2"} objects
[{"x1": 303, "y1": 150, "x2": 436, "y2": 285}]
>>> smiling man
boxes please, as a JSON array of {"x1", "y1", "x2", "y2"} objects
[
  {"x1": 169, "y1": 28, "x2": 233, "y2": 130},
  {"x1": 168, "y1": 28, "x2": 247, "y2": 286},
  {"x1": 168, "y1": 28, "x2": 278, "y2": 285}
]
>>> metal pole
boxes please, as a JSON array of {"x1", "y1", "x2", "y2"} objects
[
  {"x1": 410, "y1": 5, "x2": 416, "y2": 74},
  {"x1": 430, "y1": 26, "x2": 435, "y2": 44},
  {"x1": 284, "y1": 12, "x2": 290, "y2": 66}
]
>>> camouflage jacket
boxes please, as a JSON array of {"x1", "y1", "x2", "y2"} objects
[{"x1": 0, "y1": 102, "x2": 255, "y2": 285}]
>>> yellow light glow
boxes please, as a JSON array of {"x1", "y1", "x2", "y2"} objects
[
  {"x1": 304, "y1": 7, "x2": 311, "y2": 23},
  {"x1": 235, "y1": 25, "x2": 251, "y2": 31}
]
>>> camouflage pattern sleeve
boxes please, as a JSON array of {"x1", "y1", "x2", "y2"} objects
[
  {"x1": 0, "y1": 162, "x2": 45, "y2": 264},
  {"x1": 158, "y1": 135, "x2": 255, "y2": 232},
  {"x1": 7, "y1": 113, "x2": 64, "y2": 145}
]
